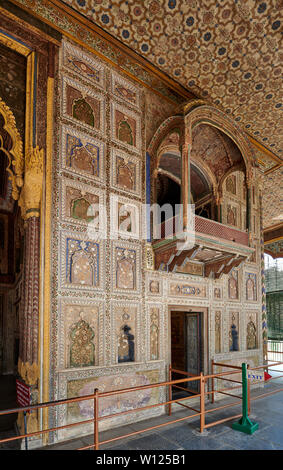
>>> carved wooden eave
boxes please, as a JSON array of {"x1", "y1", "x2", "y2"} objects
[
  {"x1": 152, "y1": 231, "x2": 253, "y2": 278},
  {"x1": 204, "y1": 254, "x2": 246, "y2": 279}
]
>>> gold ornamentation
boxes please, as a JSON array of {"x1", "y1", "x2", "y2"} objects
[
  {"x1": 19, "y1": 146, "x2": 44, "y2": 219},
  {"x1": 26, "y1": 362, "x2": 39, "y2": 386},
  {"x1": 0, "y1": 97, "x2": 24, "y2": 200},
  {"x1": 181, "y1": 99, "x2": 206, "y2": 116},
  {"x1": 18, "y1": 359, "x2": 38, "y2": 385}
]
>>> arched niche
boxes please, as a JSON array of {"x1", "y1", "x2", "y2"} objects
[
  {"x1": 147, "y1": 102, "x2": 256, "y2": 230},
  {"x1": 184, "y1": 104, "x2": 256, "y2": 176}
]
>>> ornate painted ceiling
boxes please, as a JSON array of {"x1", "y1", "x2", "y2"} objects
[
  {"x1": 0, "y1": 0, "x2": 281, "y2": 242},
  {"x1": 61, "y1": 0, "x2": 283, "y2": 162}
]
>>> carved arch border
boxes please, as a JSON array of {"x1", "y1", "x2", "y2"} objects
[
  {"x1": 184, "y1": 104, "x2": 257, "y2": 183},
  {"x1": 0, "y1": 97, "x2": 24, "y2": 200}
]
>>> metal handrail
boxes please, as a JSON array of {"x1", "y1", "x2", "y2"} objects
[{"x1": 0, "y1": 361, "x2": 282, "y2": 450}]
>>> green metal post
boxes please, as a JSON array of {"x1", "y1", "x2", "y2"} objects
[{"x1": 232, "y1": 363, "x2": 258, "y2": 434}]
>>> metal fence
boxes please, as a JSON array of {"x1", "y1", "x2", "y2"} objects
[
  {"x1": 268, "y1": 340, "x2": 283, "y2": 362},
  {"x1": 0, "y1": 360, "x2": 282, "y2": 450}
]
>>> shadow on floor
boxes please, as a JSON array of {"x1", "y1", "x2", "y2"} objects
[{"x1": 0, "y1": 374, "x2": 20, "y2": 450}]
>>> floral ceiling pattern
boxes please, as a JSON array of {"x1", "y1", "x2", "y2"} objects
[{"x1": 62, "y1": 0, "x2": 283, "y2": 160}]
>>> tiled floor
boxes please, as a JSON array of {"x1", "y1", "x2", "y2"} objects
[{"x1": 1, "y1": 374, "x2": 282, "y2": 451}]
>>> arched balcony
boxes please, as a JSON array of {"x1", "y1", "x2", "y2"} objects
[{"x1": 147, "y1": 102, "x2": 256, "y2": 277}]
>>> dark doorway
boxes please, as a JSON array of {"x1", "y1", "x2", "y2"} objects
[{"x1": 171, "y1": 311, "x2": 203, "y2": 397}]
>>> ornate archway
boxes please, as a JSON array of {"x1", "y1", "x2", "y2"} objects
[{"x1": 0, "y1": 97, "x2": 43, "y2": 385}]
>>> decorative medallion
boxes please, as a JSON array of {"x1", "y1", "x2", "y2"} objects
[
  {"x1": 111, "y1": 71, "x2": 140, "y2": 109},
  {"x1": 61, "y1": 39, "x2": 106, "y2": 89}
]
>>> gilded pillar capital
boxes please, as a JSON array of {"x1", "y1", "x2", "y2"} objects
[
  {"x1": 19, "y1": 146, "x2": 44, "y2": 220},
  {"x1": 18, "y1": 358, "x2": 38, "y2": 386},
  {"x1": 214, "y1": 189, "x2": 223, "y2": 206},
  {"x1": 245, "y1": 168, "x2": 254, "y2": 188}
]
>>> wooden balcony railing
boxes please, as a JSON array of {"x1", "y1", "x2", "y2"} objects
[{"x1": 156, "y1": 214, "x2": 249, "y2": 246}]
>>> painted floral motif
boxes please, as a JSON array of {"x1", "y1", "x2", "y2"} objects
[
  {"x1": 114, "y1": 84, "x2": 136, "y2": 104},
  {"x1": 111, "y1": 150, "x2": 141, "y2": 197},
  {"x1": 116, "y1": 110, "x2": 136, "y2": 146},
  {"x1": 65, "y1": 185, "x2": 99, "y2": 223},
  {"x1": 70, "y1": 319, "x2": 95, "y2": 367},
  {"x1": 150, "y1": 308, "x2": 159, "y2": 360}
]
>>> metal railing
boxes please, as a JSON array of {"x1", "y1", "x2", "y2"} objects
[
  {"x1": 0, "y1": 361, "x2": 282, "y2": 450},
  {"x1": 267, "y1": 340, "x2": 283, "y2": 362}
]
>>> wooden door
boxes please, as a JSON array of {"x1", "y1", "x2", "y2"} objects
[
  {"x1": 185, "y1": 313, "x2": 202, "y2": 392},
  {"x1": 171, "y1": 311, "x2": 202, "y2": 393}
]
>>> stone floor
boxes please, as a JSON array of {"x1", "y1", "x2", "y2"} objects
[
  {"x1": 0, "y1": 371, "x2": 282, "y2": 451},
  {"x1": 39, "y1": 376, "x2": 283, "y2": 451}
]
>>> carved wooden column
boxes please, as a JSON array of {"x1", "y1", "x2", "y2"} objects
[
  {"x1": 180, "y1": 136, "x2": 191, "y2": 232},
  {"x1": 214, "y1": 190, "x2": 223, "y2": 223},
  {"x1": 17, "y1": 146, "x2": 43, "y2": 387},
  {"x1": 246, "y1": 171, "x2": 253, "y2": 232},
  {"x1": 258, "y1": 174, "x2": 268, "y2": 363}
]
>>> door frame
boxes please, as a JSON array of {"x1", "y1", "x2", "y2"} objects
[{"x1": 168, "y1": 305, "x2": 209, "y2": 378}]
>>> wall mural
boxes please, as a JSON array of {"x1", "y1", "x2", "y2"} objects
[
  {"x1": 62, "y1": 76, "x2": 105, "y2": 133},
  {"x1": 110, "y1": 102, "x2": 141, "y2": 153},
  {"x1": 61, "y1": 125, "x2": 105, "y2": 182},
  {"x1": 228, "y1": 269, "x2": 239, "y2": 300},
  {"x1": 113, "y1": 305, "x2": 138, "y2": 364},
  {"x1": 65, "y1": 370, "x2": 160, "y2": 428},
  {"x1": 45, "y1": 37, "x2": 263, "y2": 441},
  {"x1": 111, "y1": 148, "x2": 141, "y2": 197},
  {"x1": 62, "y1": 40, "x2": 106, "y2": 89},
  {"x1": 149, "y1": 307, "x2": 160, "y2": 361},
  {"x1": 215, "y1": 311, "x2": 221, "y2": 354},
  {"x1": 246, "y1": 273, "x2": 257, "y2": 302},
  {"x1": 66, "y1": 238, "x2": 99, "y2": 287}
]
